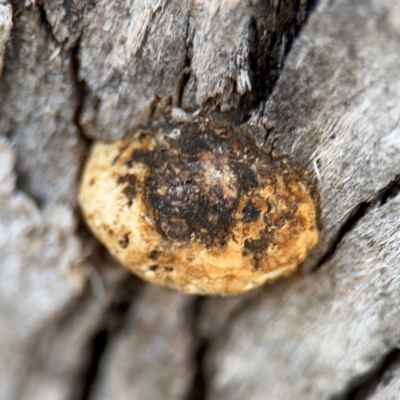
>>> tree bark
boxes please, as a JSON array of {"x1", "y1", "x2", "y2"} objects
[{"x1": 1, "y1": 0, "x2": 400, "y2": 399}]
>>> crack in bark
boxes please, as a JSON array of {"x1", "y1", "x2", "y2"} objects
[
  {"x1": 262, "y1": 127, "x2": 274, "y2": 148},
  {"x1": 341, "y1": 348, "x2": 400, "y2": 400},
  {"x1": 38, "y1": 2, "x2": 58, "y2": 43},
  {"x1": 69, "y1": 275, "x2": 143, "y2": 400},
  {"x1": 185, "y1": 297, "x2": 210, "y2": 400},
  {"x1": 378, "y1": 173, "x2": 400, "y2": 207},
  {"x1": 69, "y1": 35, "x2": 94, "y2": 191},
  {"x1": 175, "y1": 11, "x2": 192, "y2": 108},
  {"x1": 312, "y1": 201, "x2": 369, "y2": 271},
  {"x1": 264, "y1": 0, "x2": 318, "y2": 101},
  {"x1": 313, "y1": 173, "x2": 400, "y2": 272},
  {"x1": 69, "y1": 36, "x2": 86, "y2": 138}
]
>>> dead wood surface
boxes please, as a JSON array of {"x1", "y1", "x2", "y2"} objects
[{"x1": 1, "y1": 0, "x2": 400, "y2": 399}]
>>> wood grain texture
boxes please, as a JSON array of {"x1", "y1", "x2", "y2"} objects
[
  {"x1": 0, "y1": 1, "x2": 12, "y2": 75},
  {"x1": 90, "y1": 285, "x2": 196, "y2": 400},
  {"x1": 42, "y1": 0, "x2": 308, "y2": 140},
  {"x1": 0, "y1": 0, "x2": 400, "y2": 399},
  {"x1": 0, "y1": 136, "x2": 88, "y2": 400},
  {"x1": 0, "y1": 2, "x2": 84, "y2": 204}
]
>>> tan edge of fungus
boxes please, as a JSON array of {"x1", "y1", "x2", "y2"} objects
[{"x1": 78, "y1": 123, "x2": 319, "y2": 295}]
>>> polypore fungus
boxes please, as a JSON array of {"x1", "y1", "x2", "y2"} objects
[{"x1": 78, "y1": 121, "x2": 318, "y2": 295}]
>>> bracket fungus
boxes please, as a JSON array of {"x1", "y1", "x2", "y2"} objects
[{"x1": 78, "y1": 122, "x2": 318, "y2": 295}]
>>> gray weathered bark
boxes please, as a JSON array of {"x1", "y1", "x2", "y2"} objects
[{"x1": 1, "y1": 0, "x2": 400, "y2": 399}]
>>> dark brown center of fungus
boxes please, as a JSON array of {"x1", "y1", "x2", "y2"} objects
[{"x1": 126, "y1": 125, "x2": 261, "y2": 245}]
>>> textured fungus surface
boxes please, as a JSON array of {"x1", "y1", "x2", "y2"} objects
[{"x1": 79, "y1": 122, "x2": 318, "y2": 295}]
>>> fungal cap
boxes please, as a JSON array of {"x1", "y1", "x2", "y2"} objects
[{"x1": 78, "y1": 125, "x2": 318, "y2": 295}]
